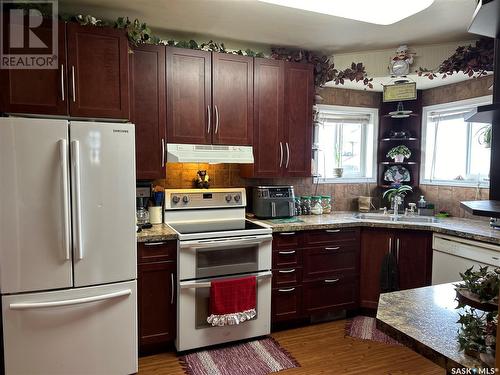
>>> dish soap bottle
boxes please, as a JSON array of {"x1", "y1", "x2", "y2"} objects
[{"x1": 417, "y1": 195, "x2": 427, "y2": 209}]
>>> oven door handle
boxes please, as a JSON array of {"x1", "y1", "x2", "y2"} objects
[
  {"x1": 179, "y1": 271, "x2": 272, "y2": 289},
  {"x1": 179, "y1": 234, "x2": 272, "y2": 250}
]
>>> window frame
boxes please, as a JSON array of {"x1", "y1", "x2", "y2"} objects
[
  {"x1": 313, "y1": 104, "x2": 378, "y2": 184},
  {"x1": 420, "y1": 95, "x2": 492, "y2": 188}
]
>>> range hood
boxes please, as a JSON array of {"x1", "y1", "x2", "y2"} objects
[{"x1": 166, "y1": 143, "x2": 254, "y2": 164}]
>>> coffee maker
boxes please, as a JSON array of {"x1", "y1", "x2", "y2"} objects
[{"x1": 136, "y1": 182, "x2": 152, "y2": 226}]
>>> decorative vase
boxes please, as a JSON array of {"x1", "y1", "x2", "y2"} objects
[
  {"x1": 394, "y1": 154, "x2": 405, "y2": 163},
  {"x1": 333, "y1": 168, "x2": 343, "y2": 178}
]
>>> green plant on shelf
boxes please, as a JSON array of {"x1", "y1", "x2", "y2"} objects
[
  {"x1": 455, "y1": 266, "x2": 500, "y2": 305},
  {"x1": 382, "y1": 184, "x2": 413, "y2": 204},
  {"x1": 386, "y1": 145, "x2": 411, "y2": 161}
]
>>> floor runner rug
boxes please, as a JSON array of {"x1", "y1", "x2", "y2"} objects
[
  {"x1": 345, "y1": 316, "x2": 400, "y2": 345},
  {"x1": 179, "y1": 337, "x2": 299, "y2": 375}
]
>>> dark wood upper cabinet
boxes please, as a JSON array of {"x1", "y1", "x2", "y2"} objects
[
  {"x1": 130, "y1": 44, "x2": 166, "y2": 180},
  {"x1": 212, "y1": 53, "x2": 253, "y2": 145},
  {"x1": 396, "y1": 230, "x2": 432, "y2": 290},
  {"x1": 66, "y1": 23, "x2": 129, "y2": 119},
  {"x1": 245, "y1": 58, "x2": 284, "y2": 177},
  {"x1": 166, "y1": 47, "x2": 212, "y2": 144},
  {"x1": 0, "y1": 22, "x2": 68, "y2": 116},
  {"x1": 283, "y1": 62, "x2": 313, "y2": 177},
  {"x1": 241, "y1": 59, "x2": 313, "y2": 178}
]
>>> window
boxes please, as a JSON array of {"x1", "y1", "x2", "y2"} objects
[
  {"x1": 314, "y1": 105, "x2": 377, "y2": 183},
  {"x1": 421, "y1": 96, "x2": 492, "y2": 187}
]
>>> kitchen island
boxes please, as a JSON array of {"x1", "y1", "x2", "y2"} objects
[{"x1": 376, "y1": 283, "x2": 485, "y2": 373}]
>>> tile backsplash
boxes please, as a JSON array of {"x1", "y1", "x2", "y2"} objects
[{"x1": 155, "y1": 164, "x2": 488, "y2": 218}]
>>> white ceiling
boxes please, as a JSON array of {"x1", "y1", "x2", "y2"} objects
[{"x1": 59, "y1": 0, "x2": 479, "y2": 53}]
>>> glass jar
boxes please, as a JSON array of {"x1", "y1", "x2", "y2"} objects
[
  {"x1": 294, "y1": 197, "x2": 302, "y2": 216},
  {"x1": 311, "y1": 196, "x2": 323, "y2": 215},
  {"x1": 300, "y1": 196, "x2": 312, "y2": 215},
  {"x1": 321, "y1": 196, "x2": 332, "y2": 214}
]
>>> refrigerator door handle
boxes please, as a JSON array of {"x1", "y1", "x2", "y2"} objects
[
  {"x1": 9, "y1": 289, "x2": 132, "y2": 310},
  {"x1": 59, "y1": 139, "x2": 70, "y2": 261},
  {"x1": 71, "y1": 140, "x2": 84, "y2": 260}
]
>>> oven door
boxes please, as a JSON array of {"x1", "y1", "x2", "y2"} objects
[
  {"x1": 178, "y1": 234, "x2": 272, "y2": 280},
  {"x1": 176, "y1": 271, "x2": 272, "y2": 351}
]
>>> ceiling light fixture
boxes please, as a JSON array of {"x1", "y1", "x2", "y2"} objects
[{"x1": 257, "y1": 0, "x2": 435, "y2": 25}]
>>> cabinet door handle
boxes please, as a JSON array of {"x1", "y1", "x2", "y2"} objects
[
  {"x1": 171, "y1": 273, "x2": 175, "y2": 305},
  {"x1": 214, "y1": 104, "x2": 219, "y2": 134},
  {"x1": 285, "y1": 142, "x2": 290, "y2": 168},
  {"x1": 207, "y1": 105, "x2": 211, "y2": 134},
  {"x1": 161, "y1": 138, "x2": 165, "y2": 167},
  {"x1": 325, "y1": 229, "x2": 340, "y2": 233},
  {"x1": 279, "y1": 142, "x2": 283, "y2": 168},
  {"x1": 60, "y1": 64, "x2": 65, "y2": 101},
  {"x1": 278, "y1": 250, "x2": 296, "y2": 255},
  {"x1": 278, "y1": 287, "x2": 295, "y2": 292},
  {"x1": 396, "y1": 238, "x2": 400, "y2": 260},
  {"x1": 279, "y1": 232, "x2": 296, "y2": 236},
  {"x1": 71, "y1": 66, "x2": 76, "y2": 102},
  {"x1": 325, "y1": 246, "x2": 340, "y2": 251},
  {"x1": 388, "y1": 237, "x2": 392, "y2": 254},
  {"x1": 144, "y1": 241, "x2": 167, "y2": 246},
  {"x1": 324, "y1": 278, "x2": 339, "y2": 283},
  {"x1": 278, "y1": 269, "x2": 295, "y2": 274}
]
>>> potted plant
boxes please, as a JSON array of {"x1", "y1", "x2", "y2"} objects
[
  {"x1": 383, "y1": 184, "x2": 413, "y2": 215},
  {"x1": 477, "y1": 125, "x2": 492, "y2": 148},
  {"x1": 333, "y1": 146, "x2": 343, "y2": 178},
  {"x1": 386, "y1": 145, "x2": 411, "y2": 163}
]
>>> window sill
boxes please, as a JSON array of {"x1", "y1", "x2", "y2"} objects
[
  {"x1": 420, "y1": 180, "x2": 490, "y2": 189},
  {"x1": 314, "y1": 177, "x2": 376, "y2": 184}
]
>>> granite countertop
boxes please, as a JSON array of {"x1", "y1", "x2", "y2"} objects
[
  {"x1": 136, "y1": 224, "x2": 177, "y2": 243},
  {"x1": 376, "y1": 283, "x2": 483, "y2": 371},
  {"x1": 252, "y1": 212, "x2": 500, "y2": 245},
  {"x1": 136, "y1": 212, "x2": 500, "y2": 246}
]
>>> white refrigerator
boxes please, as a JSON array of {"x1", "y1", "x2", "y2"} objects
[{"x1": 0, "y1": 118, "x2": 138, "y2": 375}]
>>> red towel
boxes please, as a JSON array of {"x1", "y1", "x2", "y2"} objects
[{"x1": 207, "y1": 276, "x2": 257, "y2": 326}]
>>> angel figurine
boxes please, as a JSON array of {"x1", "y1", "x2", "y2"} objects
[{"x1": 389, "y1": 45, "x2": 414, "y2": 77}]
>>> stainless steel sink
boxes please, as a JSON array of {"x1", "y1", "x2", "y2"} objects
[
  {"x1": 353, "y1": 213, "x2": 397, "y2": 221},
  {"x1": 398, "y1": 216, "x2": 440, "y2": 223},
  {"x1": 354, "y1": 213, "x2": 439, "y2": 223}
]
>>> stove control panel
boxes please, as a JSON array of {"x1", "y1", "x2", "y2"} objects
[{"x1": 165, "y1": 188, "x2": 246, "y2": 209}]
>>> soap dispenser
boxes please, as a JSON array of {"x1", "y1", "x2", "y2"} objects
[{"x1": 417, "y1": 195, "x2": 427, "y2": 209}]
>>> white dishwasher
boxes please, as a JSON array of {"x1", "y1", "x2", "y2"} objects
[{"x1": 432, "y1": 234, "x2": 500, "y2": 285}]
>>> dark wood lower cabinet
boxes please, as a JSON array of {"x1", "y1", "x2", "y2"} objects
[
  {"x1": 303, "y1": 274, "x2": 358, "y2": 315},
  {"x1": 271, "y1": 228, "x2": 432, "y2": 324},
  {"x1": 137, "y1": 241, "x2": 176, "y2": 354},
  {"x1": 271, "y1": 228, "x2": 359, "y2": 324},
  {"x1": 359, "y1": 228, "x2": 432, "y2": 309},
  {"x1": 272, "y1": 286, "x2": 303, "y2": 322}
]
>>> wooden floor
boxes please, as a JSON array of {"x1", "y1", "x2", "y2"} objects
[{"x1": 139, "y1": 320, "x2": 444, "y2": 375}]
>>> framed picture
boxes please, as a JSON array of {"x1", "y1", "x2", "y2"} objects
[{"x1": 383, "y1": 82, "x2": 417, "y2": 102}]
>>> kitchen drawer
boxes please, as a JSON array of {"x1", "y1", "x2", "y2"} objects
[
  {"x1": 272, "y1": 285, "x2": 303, "y2": 322},
  {"x1": 138, "y1": 241, "x2": 176, "y2": 264},
  {"x1": 303, "y1": 274, "x2": 358, "y2": 314},
  {"x1": 273, "y1": 248, "x2": 301, "y2": 268},
  {"x1": 272, "y1": 267, "x2": 302, "y2": 287},
  {"x1": 273, "y1": 231, "x2": 302, "y2": 249},
  {"x1": 303, "y1": 228, "x2": 359, "y2": 246},
  {"x1": 303, "y1": 245, "x2": 358, "y2": 281}
]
